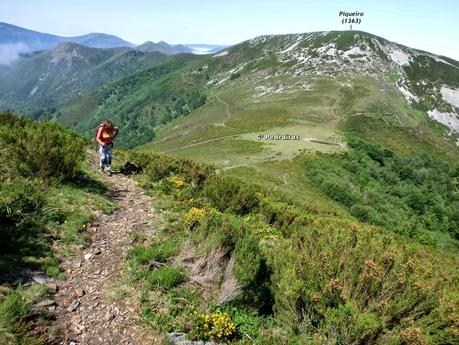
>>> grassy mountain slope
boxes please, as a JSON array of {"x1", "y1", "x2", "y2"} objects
[
  {"x1": 134, "y1": 31, "x2": 459, "y2": 250},
  {"x1": 108, "y1": 32, "x2": 454, "y2": 218},
  {"x1": 145, "y1": 30, "x2": 459, "y2": 160},
  {"x1": 0, "y1": 42, "x2": 168, "y2": 117}
]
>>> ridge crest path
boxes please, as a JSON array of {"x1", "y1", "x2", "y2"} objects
[{"x1": 53, "y1": 165, "x2": 157, "y2": 345}]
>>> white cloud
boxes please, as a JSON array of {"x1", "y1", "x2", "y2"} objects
[{"x1": 0, "y1": 42, "x2": 28, "y2": 65}]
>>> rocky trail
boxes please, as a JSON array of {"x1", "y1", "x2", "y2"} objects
[{"x1": 52, "y1": 167, "x2": 157, "y2": 344}]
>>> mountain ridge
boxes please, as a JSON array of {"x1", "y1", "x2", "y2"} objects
[
  {"x1": 136, "y1": 40, "x2": 193, "y2": 55},
  {"x1": 0, "y1": 22, "x2": 135, "y2": 51},
  {"x1": 0, "y1": 22, "x2": 229, "y2": 58}
]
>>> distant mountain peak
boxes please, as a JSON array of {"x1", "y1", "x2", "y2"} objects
[
  {"x1": 54, "y1": 41, "x2": 84, "y2": 49},
  {"x1": 0, "y1": 21, "x2": 135, "y2": 52},
  {"x1": 135, "y1": 41, "x2": 192, "y2": 55},
  {"x1": 0, "y1": 22, "x2": 228, "y2": 58}
]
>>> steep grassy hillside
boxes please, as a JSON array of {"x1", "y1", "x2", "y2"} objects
[
  {"x1": 132, "y1": 31, "x2": 459, "y2": 258},
  {"x1": 131, "y1": 32, "x2": 456, "y2": 208}
]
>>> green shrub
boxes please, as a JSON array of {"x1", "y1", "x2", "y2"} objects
[
  {"x1": 0, "y1": 112, "x2": 85, "y2": 181},
  {"x1": 0, "y1": 179, "x2": 44, "y2": 250},
  {"x1": 257, "y1": 197, "x2": 312, "y2": 235},
  {"x1": 193, "y1": 210, "x2": 244, "y2": 250},
  {"x1": 349, "y1": 204, "x2": 380, "y2": 224},
  {"x1": 233, "y1": 233, "x2": 273, "y2": 314},
  {"x1": 147, "y1": 266, "x2": 184, "y2": 289},
  {"x1": 123, "y1": 151, "x2": 214, "y2": 188},
  {"x1": 319, "y1": 179, "x2": 358, "y2": 207},
  {"x1": 212, "y1": 305, "x2": 266, "y2": 340},
  {"x1": 269, "y1": 219, "x2": 459, "y2": 343},
  {"x1": 0, "y1": 180, "x2": 43, "y2": 223},
  {"x1": 202, "y1": 176, "x2": 259, "y2": 214}
]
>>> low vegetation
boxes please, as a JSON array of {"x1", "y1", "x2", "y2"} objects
[{"x1": 120, "y1": 146, "x2": 459, "y2": 344}]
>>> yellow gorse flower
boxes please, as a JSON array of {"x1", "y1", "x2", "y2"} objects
[
  {"x1": 167, "y1": 175, "x2": 186, "y2": 188},
  {"x1": 192, "y1": 311, "x2": 237, "y2": 341},
  {"x1": 184, "y1": 207, "x2": 206, "y2": 226}
]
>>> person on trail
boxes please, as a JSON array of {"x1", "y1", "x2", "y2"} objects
[{"x1": 96, "y1": 120, "x2": 119, "y2": 175}]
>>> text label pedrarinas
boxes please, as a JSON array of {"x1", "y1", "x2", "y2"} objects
[
  {"x1": 256, "y1": 134, "x2": 300, "y2": 140},
  {"x1": 339, "y1": 11, "x2": 364, "y2": 17}
]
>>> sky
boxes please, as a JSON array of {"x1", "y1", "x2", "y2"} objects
[{"x1": 0, "y1": 0, "x2": 458, "y2": 59}]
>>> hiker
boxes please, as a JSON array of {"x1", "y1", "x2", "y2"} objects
[{"x1": 96, "y1": 120, "x2": 119, "y2": 175}]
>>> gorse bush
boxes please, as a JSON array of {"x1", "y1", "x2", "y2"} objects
[
  {"x1": 183, "y1": 207, "x2": 206, "y2": 228},
  {"x1": 202, "y1": 176, "x2": 260, "y2": 215},
  {"x1": 123, "y1": 151, "x2": 259, "y2": 214},
  {"x1": 126, "y1": 151, "x2": 214, "y2": 185},
  {"x1": 233, "y1": 232, "x2": 273, "y2": 314},
  {"x1": 0, "y1": 112, "x2": 87, "y2": 255},
  {"x1": 189, "y1": 311, "x2": 239, "y2": 342},
  {"x1": 0, "y1": 111, "x2": 86, "y2": 181},
  {"x1": 269, "y1": 218, "x2": 458, "y2": 344}
]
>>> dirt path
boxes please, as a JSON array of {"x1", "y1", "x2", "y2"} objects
[
  {"x1": 212, "y1": 90, "x2": 238, "y2": 129},
  {"x1": 215, "y1": 93, "x2": 232, "y2": 121},
  {"x1": 53, "y1": 170, "x2": 157, "y2": 345},
  {"x1": 163, "y1": 133, "x2": 243, "y2": 153}
]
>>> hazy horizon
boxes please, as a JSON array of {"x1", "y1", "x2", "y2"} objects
[{"x1": 0, "y1": 0, "x2": 458, "y2": 60}]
